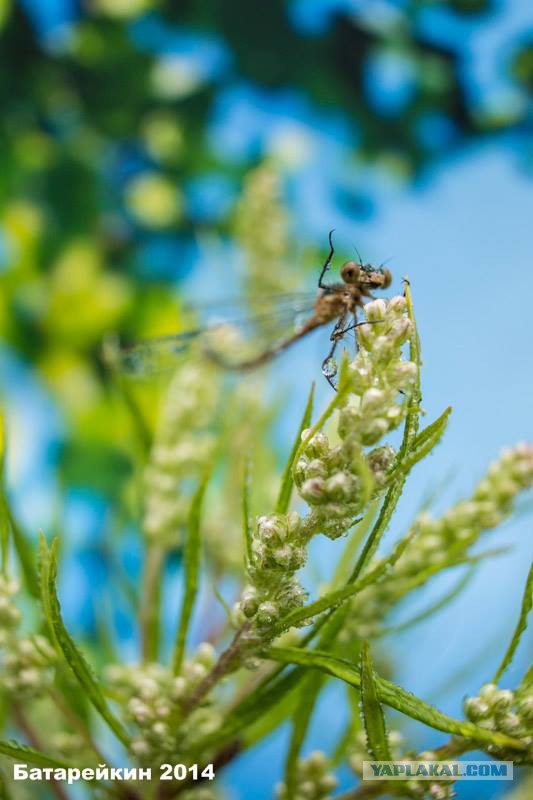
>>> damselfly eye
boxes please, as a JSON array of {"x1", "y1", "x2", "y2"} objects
[
  {"x1": 381, "y1": 268, "x2": 392, "y2": 289},
  {"x1": 341, "y1": 261, "x2": 361, "y2": 284}
]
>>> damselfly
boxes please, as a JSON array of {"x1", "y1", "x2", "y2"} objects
[{"x1": 105, "y1": 232, "x2": 392, "y2": 389}]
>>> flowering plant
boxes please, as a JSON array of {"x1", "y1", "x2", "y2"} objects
[{"x1": 0, "y1": 169, "x2": 531, "y2": 800}]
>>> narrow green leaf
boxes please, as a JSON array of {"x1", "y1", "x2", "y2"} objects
[
  {"x1": 493, "y1": 561, "x2": 533, "y2": 684},
  {"x1": 411, "y1": 406, "x2": 452, "y2": 456},
  {"x1": 0, "y1": 415, "x2": 9, "y2": 573},
  {"x1": 39, "y1": 534, "x2": 57, "y2": 649},
  {"x1": 140, "y1": 543, "x2": 165, "y2": 663},
  {"x1": 266, "y1": 647, "x2": 526, "y2": 752},
  {"x1": 299, "y1": 496, "x2": 420, "y2": 650},
  {"x1": 39, "y1": 535, "x2": 131, "y2": 748},
  {"x1": 388, "y1": 407, "x2": 451, "y2": 485},
  {"x1": 398, "y1": 277, "x2": 421, "y2": 452},
  {"x1": 359, "y1": 642, "x2": 391, "y2": 761},
  {"x1": 172, "y1": 471, "x2": 211, "y2": 674},
  {"x1": 284, "y1": 672, "x2": 323, "y2": 799},
  {"x1": 396, "y1": 409, "x2": 451, "y2": 479},
  {"x1": 9, "y1": 511, "x2": 39, "y2": 598},
  {"x1": 273, "y1": 527, "x2": 417, "y2": 636},
  {"x1": 0, "y1": 740, "x2": 70, "y2": 770},
  {"x1": 347, "y1": 477, "x2": 405, "y2": 588},
  {"x1": 0, "y1": 492, "x2": 9, "y2": 576},
  {"x1": 242, "y1": 458, "x2": 253, "y2": 567},
  {"x1": 243, "y1": 682, "x2": 301, "y2": 748},
  {"x1": 276, "y1": 383, "x2": 314, "y2": 514}
]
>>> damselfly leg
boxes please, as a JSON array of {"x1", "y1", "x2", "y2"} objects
[{"x1": 318, "y1": 229, "x2": 335, "y2": 289}]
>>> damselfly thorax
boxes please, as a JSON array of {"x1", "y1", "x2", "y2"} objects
[{"x1": 105, "y1": 232, "x2": 392, "y2": 389}]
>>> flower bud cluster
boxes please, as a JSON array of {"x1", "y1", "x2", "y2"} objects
[
  {"x1": 295, "y1": 296, "x2": 415, "y2": 540},
  {"x1": 234, "y1": 512, "x2": 309, "y2": 641},
  {"x1": 464, "y1": 681, "x2": 532, "y2": 762},
  {"x1": 405, "y1": 751, "x2": 457, "y2": 800},
  {"x1": 235, "y1": 298, "x2": 414, "y2": 641},
  {"x1": 105, "y1": 644, "x2": 220, "y2": 765},
  {"x1": 344, "y1": 296, "x2": 416, "y2": 445},
  {"x1": 143, "y1": 362, "x2": 219, "y2": 546},
  {"x1": 0, "y1": 575, "x2": 22, "y2": 637},
  {"x1": 204, "y1": 382, "x2": 279, "y2": 575},
  {"x1": 2, "y1": 634, "x2": 56, "y2": 697},
  {"x1": 0, "y1": 577, "x2": 56, "y2": 698},
  {"x1": 276, "y1": 751, "x2": 337, "y2": 800},
  {"x1": 234, "y1": 162, "x2": 292, "y2": 297},
  {"x1": 349, "y1": 443, "x2": 533, "y2": 637}
]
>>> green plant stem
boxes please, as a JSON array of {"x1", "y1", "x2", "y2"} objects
[{"x1": 140, "y1": 542, "x2": 165, "y2": 663}]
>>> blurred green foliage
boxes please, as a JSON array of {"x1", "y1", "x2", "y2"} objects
[{"x1": 0, "y1": 0, "x2": 530, "y2": 497}]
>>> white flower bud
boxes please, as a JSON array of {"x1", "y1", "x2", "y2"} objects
[
  {"x1": 365, "y1": 299, "x2": 387, "y2": 322},
  {"x1": 195, "y1": 642, "x2": 216, "y2": 667},
  {"x1": 139, "y1": 677, "x2": 159, "y2": 699},
  {"x1": 388, "y1": 317, "x2": 412, "y2": 345},
  {"x1": 371, "y1": 335, "x2": 394, "y2": 362},
  {"x1": 464, "y1": 697, "x2": 491, "y2": 721},
  {"x1": 188, "y1": 662, "x2": 208, "y2": 682},
  {"x1": 171, "y1": 677, "x2": 187, "y2": 698},
  {"x1": 517, "y1": 694, "x2": 533, "y2": 721},
  {"x1": 255, "y1": 602, "x2": 278, "y2": 627},
  {"x1": 361, "y1": 388, "x2": 386, "y2": 412},
  {"x1": 360, "y1": 418, "x2": 389, "y2": 445},
  {"x1": 491, "y1": 689, "x2": 514, "y2": 712},
  {"x1": 498, "y1": 712, "x2": 522, "y2": 735},
  {"x1": 19, "y1": 668, "x2": 40, "y2": 687},
  {"x1": 304, "y1": 458, "x2": 328, "y2": 479},
  {"x1": 300, "y1": 478, "x2": 326, "y2": 502},
  {"x1": 388, "y1": 295, "x2": 407, "y2": 315},
  {"x1": 131, "y1": 739, "x2": 151, "y2": 756}
]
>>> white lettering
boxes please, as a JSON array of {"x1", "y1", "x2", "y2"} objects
[
  {"x1": 13, "y1": 764, "x2": 28, "y2": 780},
  {"x1": 67, "y1": 768, "x2": 81, "y2": 784},
  {"x1": 95, "y1": 764, "x2": 109, "y2": 780},
  {"x1": 137, "y1": 767, "x2": 152, "y2": 780}
]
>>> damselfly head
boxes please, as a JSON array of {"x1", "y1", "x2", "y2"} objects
[
  {"x1": 342, "y1": 258, "x2": 392, "y2": 290},
  {"x1": 360, "y1": 264, "x2": 392, "y2": 290}
]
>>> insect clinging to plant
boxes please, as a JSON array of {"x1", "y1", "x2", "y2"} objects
[{"x1": 107, "y1": 231, "x2": 392, "y2": 390}]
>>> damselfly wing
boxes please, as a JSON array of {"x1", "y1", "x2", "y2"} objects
[
  {"x1": 104, "y1": 292, "x2": 320, "y2": 377},
  {"x1": 104, "y1": 231, "x2": 393, "y2": 387}
]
